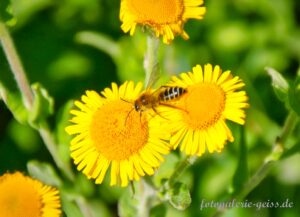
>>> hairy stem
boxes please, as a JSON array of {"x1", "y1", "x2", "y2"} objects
[
  {"x1": 212, "y1": 111, "x2": 299, "y2": 217},
  {"x1": 0, "y1": 22, "x2": 33, "y2": 109},
  {"x1": 137, "y1": 180, "x2": 155, "y2": 217},
  {"x1": 0, "y1": 22, "x2": 74, "y2": 180},
  {"x1": 167, "y1": 156, "x2": 198, "y2": 188},
  {"x1": 134, "y1": 35, "x2": 160, "y2": 217},
  {"x1": 39, "y1": 124, "x2": 74, "y2": 180}
]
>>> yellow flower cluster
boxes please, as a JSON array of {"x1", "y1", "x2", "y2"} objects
[{"x1": 66, "y1": 64, "x2": 248, "y2": 186}]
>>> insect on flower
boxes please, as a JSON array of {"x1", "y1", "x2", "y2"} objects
[
  {"x1": 134, "y1": 85, "x2": 187, "y2": 114},
  {"x1": 124, "y1": 65, "x2": 188, "y2": 123}
]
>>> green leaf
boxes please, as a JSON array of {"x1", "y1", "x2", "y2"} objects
[
  {"x1": 288, "y1": 75, "x2": 300, "y2": 117},
  {"x1": 0, "y1": 82, "x2": 28, "y2": 124},
  {"x1": 28, "y1": 83, "x2": 54, "y2": 128},
  {"x1": 83, "y1": 199, "x2": 112, "y2": 217},
  {"x1": 61, "y1": 194, "x2": 84, "y2": 217},
  {"x1": 281, "y1": 142, "x2": 300, "y2": 159},
  {"x1": 55, "y1": 100, "x2": 73, "y2": 164},
  {"x1": 0, "y1": 0, "x2": 16, "y2": 26},
  {"x1": 27, "y1": 160, "x2": 62, "y2": 187},
  {"x1": 168, "y1": 182, "x2": 191, "y2": 210},
  {"x1": 150, "y1": 203, "x2": 167, "y2": 217},
  {"x1": 10, "y1": 0, "x2": 52, "y2": 27},
  {"x1": 75, "y1": 31, "x2": 121, "y2": 60},
  {"x1": 231, "y1": 126, "x2": 248, "y2": 194},
  {"x1": 118, "y1": 188, "x2": 138, "y2": 217},
  {"x1": 75, "y1": 30, "x2": 146, "y2": 83},
  {"x1": 265, "y1": 67, "x2": 289, "y2": 103},
  {"x1": 153, "y1": 153, "x2": 179, "y2": 187}
]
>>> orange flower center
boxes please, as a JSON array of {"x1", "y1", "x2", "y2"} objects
[
  {"x1": 0, "y1": 174, "x2": 41, "y2": 217},
  {"x1": 181, "y1": 83, "x2": 226, "y2": 129},
  {"x1": 127, "y1": 0, "x2": 184, "y2": 24},
  {"x1": 90, "y1": 100, "x2": 149, "y2": 161}
]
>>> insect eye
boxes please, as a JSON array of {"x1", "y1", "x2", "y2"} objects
[
  {"x1": 134, "y1": 104, "x2": 139, "y2": 111},
  {"x1": 141, "y1": 96, "x2": 146, "y2": 103}
]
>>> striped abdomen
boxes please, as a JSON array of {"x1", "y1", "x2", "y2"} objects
[{"x1": 159, "y1": 86, "x2": 187, "y2": 102}]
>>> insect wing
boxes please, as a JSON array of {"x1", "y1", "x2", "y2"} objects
[{"x1": 145, "y1": 63, "x2": 161, "y2": 90}]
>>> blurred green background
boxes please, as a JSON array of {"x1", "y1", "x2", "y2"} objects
[{"x1": 0, "y1": 0, "x2": 300, "y2": 216}]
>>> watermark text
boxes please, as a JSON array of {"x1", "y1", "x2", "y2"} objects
[{"x1": 200, "y1": 198, "x2": 293, "y2": 211}]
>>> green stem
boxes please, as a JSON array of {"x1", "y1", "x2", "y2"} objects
[
  {"x1": 0, "y1": 21, "x2": 33, "y2": 109},
  {"x1": 144, "y1": 36, "x2": 159, "y2": 86},
  {"x1": 134, "y1": 35, "x2": 160, "y2": 217},
  {"x1": 167, "y1": 156, "x2": 198, "y2": 188},
  {"x1": 75, "y1": 31, "x2": 121, "y2": 60},
  {"x1": 211, "y1": 111, "x2": 299, "y2": 217},
  {"x1": 277, "y1": 111, "x2": 298, "y2": 146},
  {"x1": 137, "y1": 180, "x2": 155, "y2": 217},
  {"x1": 39, "y1": 124, "x2": 74, "y2": 180},
  {"x1": 0, "y1": 22, "x2": 74, "y2": 180},
  {"x1": 75, "y1": 197, "x2": 94, "y2": 217}
]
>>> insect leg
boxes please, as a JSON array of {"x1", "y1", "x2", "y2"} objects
[
  {"x1": 152, "y1": 106, "x2": 169, "y2": 120},
  {"x1": 159, "y1": 102, "x2": 188, "y2": 113}
]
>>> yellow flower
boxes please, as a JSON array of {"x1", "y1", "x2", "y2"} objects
[
  {"x1": 0, "y1": 172, "x2": 61, "y2": 217},
  {"x1": 66, "y1": 81, "x2": 170, "y2": 187},
  {"x1": 162, "y1": 64, "x2": 248, "y2": 155},
  {"x1": 120, "y1": 0, "x2": 206, "y2": 44}
]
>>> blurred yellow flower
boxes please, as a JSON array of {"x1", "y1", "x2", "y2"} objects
[
  {"x1": 66, "y1": 82, "x2": 170, "y2": 187},
  {"x1": 162, "y1": 64, "x2": 249, "y2": 155},
  {"x1": 120, "y1": 0, "x2": 206, "y2": 44},
  {"x1": 0, "y1": 172, "x2": 61, "y2": 217}
]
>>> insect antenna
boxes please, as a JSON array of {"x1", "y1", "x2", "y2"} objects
[
  {"x1": 120, "y1": 97, "x2": 135, "y2": 126},
  {"x1": 124, "y1": 108, "x2": 134, "y2": 126},
  {"x1": 120, "y1": 97, "x2": 131, "y2": 104}
]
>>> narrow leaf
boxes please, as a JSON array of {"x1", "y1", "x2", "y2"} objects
[
  {"x1": 265, "y1": 67, "x2": 289, "y2": 102},
  {"x1": 61, "y1": 194, "x2": 84, "y2": 217},
  {"x1": 0, "y1": 82, "x2": 28, "y2": 124},
  {"x1": 29, "y1": 83, "x2": 54, "y2": 128},
  {"x1": 55, "y1": 100, "x2": 73, "y2": 164},
  {"x1": 0, "y1": 0, "x2": 16, "y2": 26},
  {"x1": 232, "y1": 126, "x2": 248, "y2": 194},
  {"x1": 118, "y1": 188, "x2": 138, "y2": 217},
  {"x1": 288, "y1": 75, "x2": 300, "y2": 117},
  {"x1": 27, "y1": 160, "x2": 62, "y2": 187}
]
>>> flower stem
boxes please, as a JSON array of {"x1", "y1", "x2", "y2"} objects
[
  {"x1": 144, "y1": 35, "x2": 159, "y2": 87},
  {"x1": 211, "y1": 111, "x2": 299, "y2": 217},
  {"x1": 137, "y1": 180, "x2": 155, "y2": 217},
  {"x1": 0, "y1": 21, "x2": 33, "y2": 109},
  {"x1": 0, "y1": 21, "x2": 74, "y2": 180},
  {"x1": 134, "y1": 34, "x2": 160, "y2": 217},
  {"x1": 39, "y1": 124, "x2": 74, "y2": 180},
  {"x1": 167, "y1": 156, "x2": 198, "y2": 188}
]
